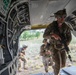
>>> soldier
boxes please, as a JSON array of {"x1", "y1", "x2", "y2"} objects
[
  {"x1": 43, "y1": 9, "x2": 72, "y2": 75},
  {"x1": 18, "y1": 45, "x2": 28, "y2": 71},
  {"x1": 40, "y1": 39, "x2": 53, "y2": 73}
]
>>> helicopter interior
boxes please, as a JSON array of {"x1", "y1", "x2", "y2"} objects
[{"x1": 0, "y1": 0, "x2": 76, "y2": 75}]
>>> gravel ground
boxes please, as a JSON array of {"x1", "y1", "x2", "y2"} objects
[{"x1": 16, "y1": 35, "x2": 76, "y2": 75}]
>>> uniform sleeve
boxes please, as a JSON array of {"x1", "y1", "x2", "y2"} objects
[
  {"x1": 19, "y1": 48, "x2": 22, "y2": 53},
  {"x1": 40, "y1": 44, "x2": 45, "y2": 56},
  {"x1": 66, "y1": 27, "x2": 72, "y2": 45},
  {"x1": 43, "y1": 23, "x2": 54, "y2": 39}
]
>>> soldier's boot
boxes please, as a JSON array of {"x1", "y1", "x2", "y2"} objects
[
  {"x1": 45, "y1": 68, "x2": 48, "y2": 73},
  {"x1": 24, "y1": 67, "x2": 28, "y2": 70},
  {"x1": 18, "y1": 68, "x2": 22, "y2": 72}
]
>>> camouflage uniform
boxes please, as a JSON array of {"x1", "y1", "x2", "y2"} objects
[
  {"x1": 40, "y1": 43, "x2": 53, "y2": 72},
  {"x1": 18, "y1": 46, "x2": 27, "y2": 70},
  {"x1": 43, "y1": 21, "x2": 72, "y2": 75},
  {"x1": 19, "y1": 49, "x2": 26, "y2": 69}
]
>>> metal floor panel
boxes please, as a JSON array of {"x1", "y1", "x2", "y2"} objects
[
  {"x1": 31, "y1": 72, "x2": 53, "y2": 75},
  {"x1": 17, "y1": 66, "x2": 76, "y2": 75},
  {"x1": 31, "y1": 66, "x2": 76, "y2": 75},
  {"x1": 60, "y1": 66, "x2": 76, "y2": 75}
]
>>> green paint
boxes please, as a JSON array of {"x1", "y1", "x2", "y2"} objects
[{"x1": 3, "y1": 0, "x2": 11, "y2": 10}]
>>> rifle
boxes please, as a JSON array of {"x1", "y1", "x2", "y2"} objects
[{"x1": 59, "y1": 33, "x2": 72, "y2": 62}]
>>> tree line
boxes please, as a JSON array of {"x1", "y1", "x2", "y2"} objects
[{"x1": 20, "y1": 30, "x2": 41, "y2": 40}]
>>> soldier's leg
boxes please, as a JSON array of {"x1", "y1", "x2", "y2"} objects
[
  {"x1": 45, "y1": 64, "x2": 48, "y2": 72},
  {"x1": 42, "y1": 57, "x2": 49, "y2": 72},
  {"x1": 21, "y1": 58, "x2": 27, "y2": 69},
  {"x1": 45, "y1": 58, "x2": 49, "y2": 72},
  {"x1": 49, "y1": 57, "x2": 55, "y2": 70},
  {"x1": 52, "y1": 51, "x2": 60, "y2": 75},
  {"x1": 49, "y1": 57, "x2": 53, "y2": 66},
  {"x1": 23, "y1": 58, "x2": 27, "y2": 69},
  {"x1": 61, "y1": 50, "x2": 66, "y2": 67},
  {"x1": 18, "y1": 58, "x2": 22, "y2": 71}
]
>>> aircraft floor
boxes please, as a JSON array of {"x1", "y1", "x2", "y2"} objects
[
  {"x1": 17, "y1": 71, "x2": 53, "y2": 75},
  {"x1": 16, "y1": 66, "x2": 76, "y2": 75}
]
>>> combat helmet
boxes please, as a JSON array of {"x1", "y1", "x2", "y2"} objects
[
  {"x1": 54, "y1": 9, "x2": 67, "y2": 17},
  {"x1": 22, "y1": 45, "x2": 28, "y2": 48}
]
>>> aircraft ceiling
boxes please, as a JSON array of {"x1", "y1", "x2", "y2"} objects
[
  {"x1": 29, "y1": 0, "x2": 70, "y2": 25},
  {"x1": 0, "y1": 0, "x2": 76, "y2": 25}
]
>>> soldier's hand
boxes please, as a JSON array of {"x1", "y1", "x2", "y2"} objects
[
  {"x1": 51, "y1": 34, "x2": 61, "y2": 40},
  {"x1": 19, "y1": 58, "x2": 22, "y2": 62},
  {"x1": 45, "y1": 50, "x2": 51, "y2": 55}
]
